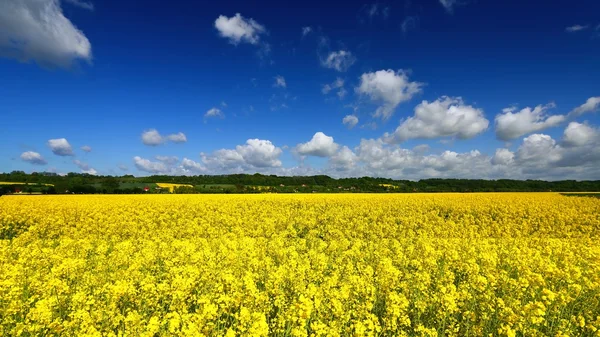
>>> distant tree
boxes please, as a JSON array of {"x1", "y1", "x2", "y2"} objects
[{"x1": 102, "y1": 177, "x2": 120, "y2": 193}]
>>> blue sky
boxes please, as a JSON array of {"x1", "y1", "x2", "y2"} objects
[{"x1": 1, "y1": 0, "x2": 599, "y2": 180}]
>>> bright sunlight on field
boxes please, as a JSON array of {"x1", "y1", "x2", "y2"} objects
[{"x1": 1, "y1": 193, "x2": 599, "y2": 336}]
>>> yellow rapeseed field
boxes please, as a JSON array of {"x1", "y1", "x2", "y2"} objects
[
  {"x1": 0, "y1": 182, "x2": 54, "y2": 186},
  {"x1": 0, "y1": 193, "x2": 599, "y2": 336}
]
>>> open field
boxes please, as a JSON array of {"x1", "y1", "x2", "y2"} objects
[
  {"x1": 0, "y1": 193, "x2": 599, "y2": 336},
  {"x1": 0, "y1": 182, "x2": 54, "y2": 186}
]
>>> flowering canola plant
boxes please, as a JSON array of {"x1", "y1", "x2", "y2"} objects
[
  {"x1": 155, "y1": 183, "x2": 194, "y2": 193},
  {"x1": 0, "y1": 193, "x2": 599, "y2": 336}
]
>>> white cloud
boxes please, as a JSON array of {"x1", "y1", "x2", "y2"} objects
[
  {"x1": 495, "y1": 103, "x2": 565, "y2": 141},
  {"x1": 384, "y1": 97, "x2": 489, "y2": 143},
  {"x1": 155, "y1": 155, "x2": 179, "y2": 165},
  {"x1": 342, "y1": 115, "x2": 359, "y2": 129},
  {"x1": 296, "y1": 132, "x2": 339, "y2": 157},
  {"x1": 322, "y1": 78, "x2": 344, "y2": 94},
  {"x1": 181, "y1": 158, "x2": 206, "y2": 173},
  {"x1": 515, "y1": 134, "x2": 562, "y2": 164},
  {"x1": 48, "y1": 138, "x2": 74, "y2": 156},
  {"x1": 74, "y1": 159, "x2": 97, "y2": 175},
  {"x1": 413, "y1": 144, "x2": 430, "y2": 153},
  {"x1": 0, "y1": 0, "x2": 92, "y2": 68},
  {"x1": 205, "y1": 108, "x2": 225, "y2": 119},
  {"x1": 488, "y1": 126, "x2": 600, "y2": 178},
  {"x1": 64, "y1": 0, "x2": 94, "y2": 10},
  {"x1": 166, "y1": 132, "x2": 187, "y2": 143},
  {"x1": 141, "y1": 129, "x2": 187, "y2": 146},
  {"x1": 214, "y1": 13, "x2": 266, "y2": 45},
  {"x1": 562, "y1": 122, "x2": 598, "y2": 147},
  {"x1": 128, "y1": 122, "x2": 600, "y2": 180},
  {"x1": 20, "y1": 151, "x2": 47, "y2": 165},
  {"x1": 568, "y1": 96, "x2": 600, "y2": 117},
  {"x1": 118, "y1": 164, "x2": 128, "y2": 171},
  {"x1": 322, "y1": 77, "x2": 346, "y2": 99},
  {"x1": 82, "y1": 168, "x2": 98, "y2": 175},
  {"x1": 202, "y1": 139, "x2": 283, "y2": 170},
  {"x1": 81, "y1": 145, "x2": 92, "y2": 153},
  {"x1": 73, "y1": 159, "x2": 90, "y2": 170},
  {"x1": 321, "y1": 50, "x2": 356, "y2": 72},
  {"x1": 329, "y1": 146, "x2": 358, "y2": 171},
  {"x1": 141, "y1": 129, "x2": 163, "y2": 146},
  {"x1": 301, "y1": 26, "x2": 312, "y2": 37},
  {"x1": 352, "y1": 138, "x2": 493, "y2": 179},
  {"x1": 133, "y1": 156, "x2": 169, "y2": 174},
  {"x1": 356, "y1": 69, "x2": 423, "y2": 120},
  {"x1": 491, "y1": 148, "x2": 515, "y2": 166},
  {"x1": 236, "y1": 139, "x2": 283, "y2": 167},
  {"x1": 274, "y1": 75, "x2": 286, "y2": 88},
  {"x1": 566, "y1": 24, "x2": 590, "y2": 32}
]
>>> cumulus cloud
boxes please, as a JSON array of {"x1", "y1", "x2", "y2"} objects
[
  {"x1": 20, "y1": 151, "x2": 47, "y2": 165},
  {"x1": 0, "y1": 0, "x2": 92, "y2": 68},
  {"x1": 485, "y1": 124, "x2": 600, "y2": 179},
  {"x1": 568, "y1": 96, "x2": 600, "y2": 117},
  {"x1": 274, "y1": 75, "x2": 287, "y2": 88},
  {"x1": 141, "y1": 129, "x2": 163, "y2": 146},
  {"x1": 155, "y1": 155, "x2": 179, "y2": 165},
  {"x1": 132, "y1": 123, "x2": 600, "y2": 180},
  {"x1": 133, "y1": 156, "x2": 169, "y2": 174},
  {"x1": 296, "y1": 132, "x2": 339, "y2": 157},
  {"x1": 515, "y1": 134, "x2": 562, "y2": 165},
  {"x1": 118, "y1": 164, "x2": 128, "y2": 171},
  {"x1": 166, "y1": 132, "x2": 187, "y2": 143},
  {"x1": 181, "y1": 158, "x2": 206, "y2": 173},
  {"x1": 81, "y1": 145, "x2": 92, "y2": 153},
  {"x1": 566, "y1": 24, "x2": 589, "y2": 32},
  {"x1": 48, "y1": 138, "x2": 74, "y2": 156},
  {"x1": 214, "y1": 13, "x2": 266, "y2": 45},
  {"x1": 329, "y1": 146, "x2": 358, "y2": 171},
  {"x1": 562, "y1": 122, "x2": 598, "y2": 147},
  {"x1": 321, "y1": 50, "x2": 356, "y2": 72},
  {"x1": 205, "y1": 108, "x2": 225, "y2": 119},
  {"x1": 356, "y1": 69, "x2": 423, "y2": 120},
  {"x1": 141, "y1": 129, "x2": 187, "y2": 146},
  {"x1": 343, "y1": 115, "x2": 359, "y2": 129},
  {"x1": 491, "y1": 148, "x2": 514, "y2": 166},
  {"x1": 351, "y1": 138, "x2": 493, "y2": 179},
  {"x1": 495, "y1": 103, "x2": 565, "y2": 141},
  {"x1": 202, "y1": 139, "x2": 283, "y2": 170},
  {"x1": 384, "y1": 97, "x2": 489, "y2": 143}
]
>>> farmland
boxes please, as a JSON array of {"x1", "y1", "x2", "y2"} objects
[{"x1": 0, "y1": 193, "x2": 599, "y2": 336}]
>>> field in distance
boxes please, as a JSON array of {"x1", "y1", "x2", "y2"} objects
[{"x1": 0, "y1": 193, "x2": 599, "y2": 336}]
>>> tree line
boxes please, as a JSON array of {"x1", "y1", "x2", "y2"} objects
[{"x1": 1, "y1": 171, "x2": 600, "y2": 195}]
